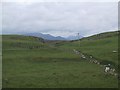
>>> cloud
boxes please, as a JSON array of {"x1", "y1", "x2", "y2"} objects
[
  {"x1": 2, "y1": 0, "x2": 119, "y2": 3},
  {"x1": 2, "y1": 2, "x2": 118, "y2": 37}
]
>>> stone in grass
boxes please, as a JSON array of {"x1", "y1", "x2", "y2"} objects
[{"x1": 112, "y1": 50, "x2": 117, "y2": 53}]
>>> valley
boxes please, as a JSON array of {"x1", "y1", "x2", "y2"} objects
[{"x1": 2, "y1": 31, "x2": 119, "y2": 88}]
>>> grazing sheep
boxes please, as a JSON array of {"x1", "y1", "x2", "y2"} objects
[
  {"x1": 81, "y1": 54, "x2": 86, "y2": 59},
  {"x1": 82, "y1": 56, "x2": 86, "y2": 59},
  {"x1": 90, "y1": 56, "x2": 93, "y2": 58},
  {"x1": 95, "y1": 60, "x2": 98, "y2": 64},
  {"x1": 105, "y1": 67, "x2": 110, "y2": 73},
  {"x1": 97, "y1": 62, "x2": 100, "y2": 65},
  {"x1": 75, "y1": 51, "x2": 79, "y2": 54},
  {"x1": 93, "y1": 60, "x2": 98, "y2": 64},
  {"x1": 111, "y1": 68, "x2": 116, "y2": 72},
  {"x1": 73, "y1": 49, "x2": 80, "y2": 54},
  {"x1": 104, "y1": 64, "x2": 111, "y2": 73}
]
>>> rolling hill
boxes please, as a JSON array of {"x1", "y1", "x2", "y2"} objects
[
  {"x1": 2, "y1": 31, "x2": 119, "y2": 88},
  {"x1": 58, "y1": 31, "x2": 119, "y2": 68},
  {"x1": 2, "y1": 35, "x2": 48, "y2": 50}
]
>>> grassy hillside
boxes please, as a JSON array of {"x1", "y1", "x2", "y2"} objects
[
  {"x1": 81, "y1": 31, "x2": 119, "y2": 40},
  {"x1": 2, "y1": 35, "x2": 47, "y2": 50},
  {"x1": 58, "y1": 31, "x2": 118, "y2": 68},
  {"x1": 2, "y1": 31, "x2": 118, "y2": 88}
]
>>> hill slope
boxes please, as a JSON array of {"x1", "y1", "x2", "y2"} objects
[
  {"x1": 2, "y1": 35, "x2": 47, "y2": 50},
  {"x1": 58, "y1": 31, "x2": 118, "y2": 67},
  {"x1": 2, "y1": 31, "x2": 119, "y2": 88}
]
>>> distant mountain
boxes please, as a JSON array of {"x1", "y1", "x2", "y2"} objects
[
  {"x1": 24, "y1": 33, "x2": 66, "y2": 40},
  {"x1": 66, "y1": 35, "x2": 83, "y2": 40}
]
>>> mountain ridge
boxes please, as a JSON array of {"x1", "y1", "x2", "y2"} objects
[
  {"x1": 23, "y1": 33, "x2": 66, "y2": 40},
  {"x1": 23, "y1": 32, "x2": 83, "y2": 40}
]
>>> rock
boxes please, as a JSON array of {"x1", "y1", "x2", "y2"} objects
[{"x1": 113, "y1": 51, "x2": 117, "y2": 53}]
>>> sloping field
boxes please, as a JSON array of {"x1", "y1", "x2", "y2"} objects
[
  {"x1": 58, "y1": 31, "x2": 118, "y2": 68},
  {"x1": 2, "y1": 32, "x2": 118, "y2": 88}
]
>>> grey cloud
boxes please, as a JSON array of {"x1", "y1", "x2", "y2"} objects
[{"x1": 2, "y1": 2, "x2": 118, "y2": 37}]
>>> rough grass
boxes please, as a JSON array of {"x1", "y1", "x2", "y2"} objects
[
  {"x1": 3, "y1": 49, "x2": 118, "y2": 88},
  {"x1": 2, "y1": 31, "x2": 118, "y2": 88},
  {"x1": 59, "y1": 35, "x2": 118, "y2": 66},
  {"x1": 2, "y1": 35, "x2": 47, "y2": 50}
]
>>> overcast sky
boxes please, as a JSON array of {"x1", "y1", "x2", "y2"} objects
[{"x1": 1, "y1": 1, "x2": 118, "y2": 37}]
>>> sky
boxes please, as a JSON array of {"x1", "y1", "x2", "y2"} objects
[{"x1": 1, "y1": 0, "x2": 118, "y2": 37}]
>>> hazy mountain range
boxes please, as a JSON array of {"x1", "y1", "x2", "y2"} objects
[
  {"x1": 23, "y1": 33, "x2": 83, "y2": 40},
  {"x1": 66, "y1": 35, "x2": 83, "y2": 40}
]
